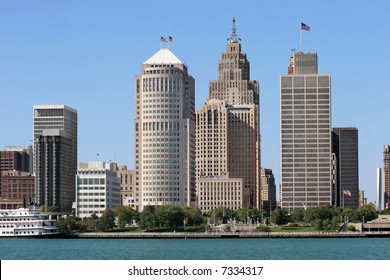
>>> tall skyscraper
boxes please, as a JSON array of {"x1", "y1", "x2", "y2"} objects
[
  {"x1": 208, "y1": 18, "x2": 259, "y2": 106},
  {"x1": 134, "y1": 47, "x2": 195, "y2": 210},
  {"x1": 33, "y1": 105, "x2": 78, "y2": 212},
  {"x1": 196, "y1": 18, "x2": 261, "y2": 211},
  {"x1": 280, "y1": 50, "x2": 332, "y2": 211},
  {"x1": 384, "y1": 145, "x2": 390, "y2": 209},
  {"x1": 332, "y1": 127, "x2": 359, "y2": 209},
  {"x1": 33, "y1": 105, "x2": 78, "y2": 173}
]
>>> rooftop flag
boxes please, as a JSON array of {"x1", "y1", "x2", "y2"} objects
[
  {"x1": 169, "y1": 36, "x2": 175, "y2": 42},
  {"x1": 160, "y1": 37, "x2": 168, "y2": 42},
  {"x1": 301, "y1": 22, "x2": 310, "y2": 31}
]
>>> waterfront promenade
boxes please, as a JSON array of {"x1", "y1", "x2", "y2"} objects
[{"x1": 72, "y1": 231, "x2": 390, "y2": 239}]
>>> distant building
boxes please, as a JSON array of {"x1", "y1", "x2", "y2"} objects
[
  {"x1": 0, "y1": 147, "x2": 32, "y2": 173},
  {"x1": 116, "y1": 166, "x2": 137, "y2": 210},
  {"x1": 359, "y1": 191, "x2": 366, "y2": 207},
  {"x1": 0, "y1": 147, "x2": 35, "y2": 209},
  {"x1": 260, "y1": 168, "x2": 277, "y2": 215},
  {"x1": 332, "y1": 128, "x2": 359, "y2": 208},
  {"x1": 377, "y1": 168, "x2": 382, "y2": 211},
  {"x1": 0, "y1": 170, "x2": 35, "y2": 209},
  {"x1": 134, "y1": 47, "x2": 195, "y2": 209},
  {"x1": 280, "y1": 50, "x2": 332, "y2": 211},
  {"x1": 75, "y1": 162, "x2": 121, "y2": 218},
  {"x1": 384, "y1": 145, "x2": 390, "y2": 208}
]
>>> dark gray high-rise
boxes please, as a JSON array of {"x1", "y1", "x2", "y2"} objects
[
  {"x1": 332, "y1": 128, "x2": 359, "y2": 209},
  {"x1": 33, "y1": 105, "x2": 77, "y2": 212}
]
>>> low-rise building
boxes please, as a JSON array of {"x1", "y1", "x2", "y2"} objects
[
  {"x1": 75, "y1": 162, "x2": 121, "y2": 218},
  {"x1": 0, "y1": 170, "x2": 35, "y2": 209},
  {"x1": 197, "y1": 173, "x2": 246, "y2": 213}
]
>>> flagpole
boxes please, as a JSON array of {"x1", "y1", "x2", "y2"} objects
[{"x1": 300, "y1": 26, "x2": 302, "y2": 52}]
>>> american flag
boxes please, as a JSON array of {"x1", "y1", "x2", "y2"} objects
[
  {"x1": 160, "y1": 37, "x2": 168, "y2": 42},
  {"x1": 343, "y1": 190, "x2": 352, "y2": 197},
  {"x1": 169, "y1": 36, "x2": 175, "y2": 42},
  {"x1": 301, "y1": 22, "x2": 310, "y2": 31}
]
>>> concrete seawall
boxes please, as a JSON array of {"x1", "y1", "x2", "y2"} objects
[{"x1": 70, "y1": 231, "x2": 390, "y2": 239}]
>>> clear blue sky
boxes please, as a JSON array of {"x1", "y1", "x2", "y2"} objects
[{"x1": 0, "y1": 0, "x2": 389, "y2": 204}]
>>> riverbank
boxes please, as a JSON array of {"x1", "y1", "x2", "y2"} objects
[{"x1": 68, "y1": 231, "x2": 390, "y2": 239}]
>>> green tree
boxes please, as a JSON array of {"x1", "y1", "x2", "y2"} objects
[
  {"x1": 313, "y1": 219, "x2": 324, "y2": 230},
  {"x1": 140, "y1": 206, "x2": 157, "y2": 230},
  {"x1": 270, "y1": 208, "x2": 290, "y2": 225},
  {"x1": 115, "y1": 205, "x2": 139, "y2": 228},
  {"x1": 155, "y1": 205, "x2": 184, "y2": 229},
  {"x1": 97, "y1": 209, "x2": 115, "y2": 231},
  {"x1": 290, "y1": 209, "x2": 304, "y2": 224},
  {"x1": 56, "y1": 215, "x2": 80, "y2": 232},
  {"x1": 184, "y1": 207, "x2": 204, "y2": 227},
  {"x1": 341, "y1": 208, "x2": 354, "y2": 222},
  {"x1": 81, "y1": 216, "x2": 99, "y2": 232},
  {"x1": 347, "y1": 225, "x2": 356, "y2": 232},
  {"x1": 356, "y1": 203, "x2": 378, "y2": 222},
  {"x1": 305, "y1": 205, "x2": 339, "y2": 224},
  {"x1": 304, "y1": 206, "x2": 341, "y2": 231},
  {"x1": 207, "y1": 207, "x2": 234, "y2": 224},
  {"x1": 236, "y1": 206, "x2": 261, "y2": 224},
  {"x1": 382, "y1": 208, "x2": 390, "y2": 215}
]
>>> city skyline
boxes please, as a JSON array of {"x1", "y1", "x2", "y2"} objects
[{"x1": 0, "y1": 1, "x2": 389, "y2": 204}]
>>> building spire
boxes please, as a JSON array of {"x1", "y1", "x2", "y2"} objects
[{"x1": 228, "y1": 17, "x2": 240, "y2": 42}]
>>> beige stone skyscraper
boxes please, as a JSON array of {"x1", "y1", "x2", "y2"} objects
[
  {"x1": 134, "y1": 47, "x2": 195, "y2": 210},
  {"x1": 196, "y1": 18, "x2": 261, "y2": 212}
]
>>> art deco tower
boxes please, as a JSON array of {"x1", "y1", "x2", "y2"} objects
[
  {"x1": 208, "y1": 18, "x2": 259, "y2": 106},
  {"x1": 280, "y1": 51, "x2": 332, "y2": 211},
  {"x1": 196, "y1": 18, "x2": 261, "y2": 212},
  {"x1": 134, "y1": 47, "x2": 195, "y2": 210}
]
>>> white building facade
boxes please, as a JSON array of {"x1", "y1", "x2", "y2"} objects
[{"x1": 75, "y1": 162, "x2": 121, "y2": 218}]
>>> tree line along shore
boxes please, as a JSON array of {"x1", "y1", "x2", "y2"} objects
[{"x1": 54, "y1": 203, "x2": 390, "y2": 235}]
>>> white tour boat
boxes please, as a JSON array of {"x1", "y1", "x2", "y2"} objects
[{"x1": 0, "y1": 206, "x2": 62, "y2": 237}]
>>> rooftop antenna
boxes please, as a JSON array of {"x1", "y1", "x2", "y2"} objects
[{"x1": 228, "y1": 17, "x2": 239, "y2": 42}]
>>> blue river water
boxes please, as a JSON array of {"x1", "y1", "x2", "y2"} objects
[{"x1": 0, "y1": 238, "x2": 389, "y2": 260}]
